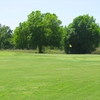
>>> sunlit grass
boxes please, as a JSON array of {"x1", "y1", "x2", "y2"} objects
[{"x1": 0, "y1": 51, "x2": 100, "y2": 100}]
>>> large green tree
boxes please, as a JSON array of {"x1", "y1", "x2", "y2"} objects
[
  {"x1": 14, "y1": 10, "x2": 63, "y2": 53},
  {"x1": 27, "y1": 11, "x2": 63, "y2": 53},
  {"x1": 0, "y1": 24, "x2": 13, "y2": 49},
  {"x1": 64, "y1": 14, "x2": 100, "y2": 54}
]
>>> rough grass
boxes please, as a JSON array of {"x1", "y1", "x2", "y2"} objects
[
  {"x1": 92, "y1": 47, "x2": 100, "y2": 54},
  {"x1": 0, "y1": 51, "x2": 100, "y2": 100}
]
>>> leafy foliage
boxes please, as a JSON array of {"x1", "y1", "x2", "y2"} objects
[
  {"x1": 14, "y1": 11, "x2": 63, "y2": 53},
  {"x1": 0, "y1": 24, "x2": 13, "y2": 49},
  {"x1": 64, "y1": 14, "x2": 100, "y2": 54},
  {"x1": 13, "y1": 22, "x2": 29, "y2": 49},
  {"x1": 1, "y1": 12, "x2": 100, "y2": 54}
]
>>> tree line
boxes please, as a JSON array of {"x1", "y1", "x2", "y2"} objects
[{"x1": 0, "y1": 10, "x2": 100, "y2": 54}]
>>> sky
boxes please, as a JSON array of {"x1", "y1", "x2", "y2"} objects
[{"x1": 0, "y1": 0, "x2": 100, "y2": 30}]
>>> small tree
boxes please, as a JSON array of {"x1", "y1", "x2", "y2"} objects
[
  {"x1": 0, "y1": 24, "x2": 13, "y2": 49},
  {"x1": 13, "y1": 22, "x2": 29, "y2": 49}
]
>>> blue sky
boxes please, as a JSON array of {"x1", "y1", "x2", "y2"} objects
[{"x1": 0, "y1": 0, "x2": 100, "y2": 30}]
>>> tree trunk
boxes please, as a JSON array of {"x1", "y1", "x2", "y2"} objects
[{"x1": 38, "y1": 45, "x2": 43, "y2": 53}]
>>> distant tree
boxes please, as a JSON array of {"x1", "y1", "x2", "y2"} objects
[
  {"x1": 13, "y1": 22, "x2": 29, "y2": 49},
  {"x1": 0, "y1": 24, "x2": 13, "y2": 49},
  {"x1": 64, "y1": 14, "x2": 100, "y2": 54}
]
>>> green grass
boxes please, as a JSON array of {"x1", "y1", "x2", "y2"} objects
[{"x1": 0, "y1": 51, "x2": 100, "y2": 100}]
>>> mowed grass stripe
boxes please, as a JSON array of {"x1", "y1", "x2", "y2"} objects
[{"x1": 0, "y1": 51, "x2": 100, "y2": 100}]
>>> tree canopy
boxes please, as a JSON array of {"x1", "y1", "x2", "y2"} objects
[
  {"x1": 13, "y1": 22, "x2": 29, "y2": 49},
  {"x1": 64, "y1": 14, "x2": 100, "y2": 54},
  {"x1": 0, "y1": 24, "x2": 13, "y2": 49},
  {"x1": 14, "y1": 10, "x2": 63, "y2": 53},
  {"x1": 0, "y1": 11, "x2": 100, "y2": 54}
]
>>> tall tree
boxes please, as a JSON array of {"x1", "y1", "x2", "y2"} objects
[
  {"x1": 13, "y1": 10, "x2": 63, "y2": 53},
  {"x1": 64, "y1": 14, "x2": 100, "y2": 54},
  {"x1": 0, "y1": 24, "x2": 13, "y2": 49},
  {"x1": 27, "y1": 11, "x2": 63, "y2": 53}
]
